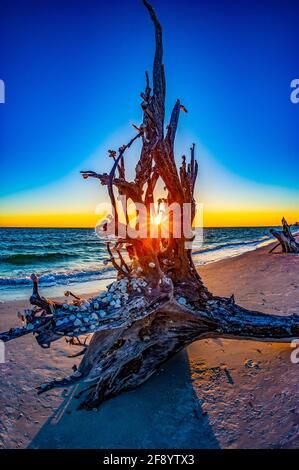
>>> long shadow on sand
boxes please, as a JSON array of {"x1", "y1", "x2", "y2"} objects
[{"x1": 29, "y1": 350, "x2": 219, "y2": 449}]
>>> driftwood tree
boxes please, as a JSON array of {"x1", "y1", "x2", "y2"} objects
[
  {"x1": 269, "y1": 218, "x2": 299, "y2": 253},
  {"x1": 1, "y1": 0, "x2": 299, "y2": 410}
]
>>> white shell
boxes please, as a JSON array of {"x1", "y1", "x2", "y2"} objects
[
  {"x1": 72, "y1": 370, "x2": 82, "y2": 377},
  {"x1": 148, "y1": 262, "x2": 155, "y2": 268}
]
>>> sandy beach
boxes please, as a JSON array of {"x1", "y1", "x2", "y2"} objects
[{"x1": 0, "y1": 240, "x2": 298, "y2": 449}]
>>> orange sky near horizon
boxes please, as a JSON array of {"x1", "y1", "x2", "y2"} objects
[{"x1": 1, "y1": 207, "x2": 298, "y2": 228}]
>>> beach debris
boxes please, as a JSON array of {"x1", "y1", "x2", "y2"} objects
[
  {"x1": 223, "y1": 368, "x2": 234, "y2": 385},
  {"x1": 244, "y1": 359, "x2": 260, "y2": 370},
  {"x1": 64, "y1": 290, "x2": 81, "y2": 299},
  {"x1": 270, "y1": 217, "x2": 299, "y2": 254}
]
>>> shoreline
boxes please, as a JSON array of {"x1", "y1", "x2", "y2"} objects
[
  {"x1": 0, "y1": 233, "x2": 277, "y2": 303},
  {"x1": 0, "y1": 239, "x2": 299, "y2": 448}
]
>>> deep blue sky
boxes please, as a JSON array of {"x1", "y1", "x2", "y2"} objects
[{"x1": 0, "y1": 0, "x2": 298, "y2": 225}]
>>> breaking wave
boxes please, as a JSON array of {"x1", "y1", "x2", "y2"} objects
[{"x1": 0, "y1": 265, "x2": 116, "y2": 287}]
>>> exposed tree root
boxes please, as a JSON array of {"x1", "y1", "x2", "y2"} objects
[{"x1": 1, "y1": 275, "x2": 299, "y2": 409}]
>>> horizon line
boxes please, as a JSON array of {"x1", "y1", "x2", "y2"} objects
[{"x1": 0, "y1": 224, "x2": 280, "y2": 229}]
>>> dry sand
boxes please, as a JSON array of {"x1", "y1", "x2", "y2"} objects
[
  {"x1": 0, "y1": 241, "x2": 298, "y2": 449},
  {"x1": 191, "y1": 241, "x2": 299, "y2": 449}
]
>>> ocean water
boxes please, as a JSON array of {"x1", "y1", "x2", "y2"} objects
[{"x1": 0, "y1": 227, "x2": 276, "y2": 301}]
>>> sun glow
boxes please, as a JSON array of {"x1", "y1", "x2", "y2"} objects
[
  {"x1": 153, "y1": 212, "x2": 163, "y2": 225},
  {"x1": 151, "y1": 203, "x2": 169, "y2": 233}
]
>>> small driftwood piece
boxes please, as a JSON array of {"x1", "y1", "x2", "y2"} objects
[{"x1": 270, "y1": 218, "x2": 299, "y2": 253}]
